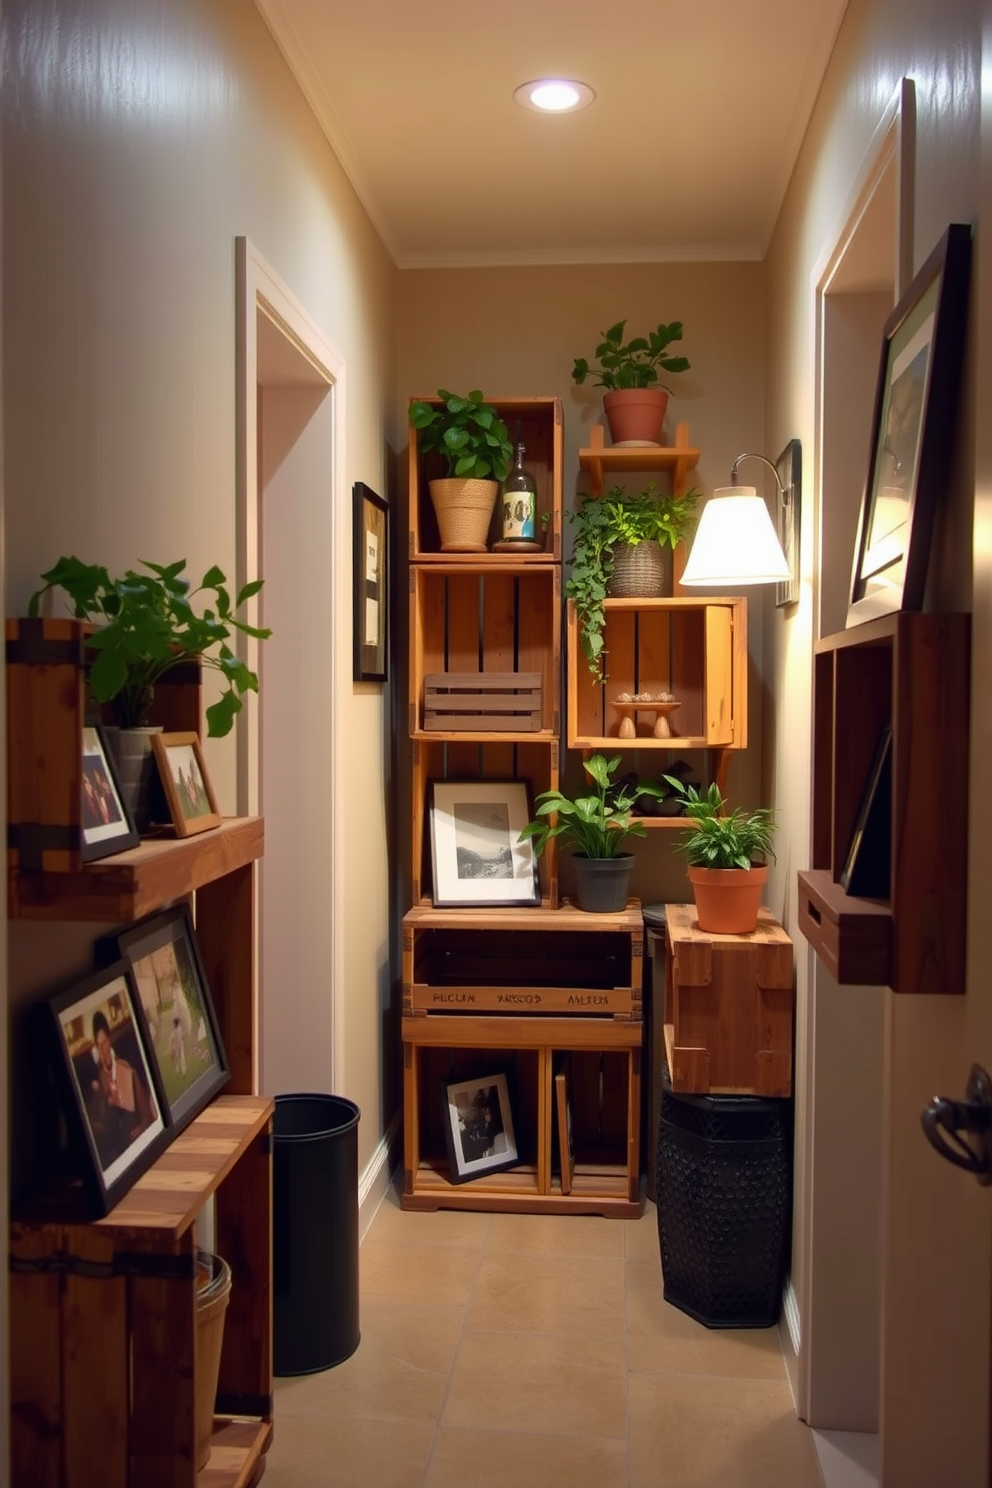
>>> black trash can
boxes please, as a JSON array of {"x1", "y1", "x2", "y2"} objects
[
  {"x1": 273, "y1": 1093, "x2": 361, "y2": 1375},
  {"x1": 657, "y1": 1067, "x2": 792, "y2": 1329},
  {"x1": 642, "y1": 904, "x2": 667, "y2": 1205}
]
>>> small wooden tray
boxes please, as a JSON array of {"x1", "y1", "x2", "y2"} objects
[{"x1": 611, "y1": 698, "x2": 681, "y2": 739}]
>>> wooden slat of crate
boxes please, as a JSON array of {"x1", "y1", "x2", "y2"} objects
[
  {"x1": 407, "y1": 981, "x2": 636, "y2": 1016},
  {"x1": 10, "y1": 1223, "x2": 64, "y2": 1488},
  {"x1": 664, "y1": 902, "x2": 793, "y2": 1095},
  {"x1": 424, "y1": 672, "x2": 541, "y2": 732}
]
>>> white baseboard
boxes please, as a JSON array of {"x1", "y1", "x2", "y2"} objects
[
  {"x1": 358, "y1": 1112, "x2": 401, "y2": 1242},
  {"x1": 812, "y1": 1430, "x2": 879, "y2": 1488},
  {"x1": 783, "y1": 1275, "x2": 802, "y2": 1356}
]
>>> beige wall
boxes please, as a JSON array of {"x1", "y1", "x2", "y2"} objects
[
  {"x1": 765, "y1": 0, "x2": 985, "y2": 1480},
  {"x1": 396, "y1": 261, "x2": 769, "y2": 909},
  {"x1": 4, "y1": 0, "x2": 397, "y2": 1202}
]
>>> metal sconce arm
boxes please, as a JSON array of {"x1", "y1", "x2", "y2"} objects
[{"x1": 731, "y1": 452, "x2": 794, "y2": 505}]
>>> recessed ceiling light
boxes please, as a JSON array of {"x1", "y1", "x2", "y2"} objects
[{"x1": 513, "y1": 78, "x2": 595, "y2": 114}]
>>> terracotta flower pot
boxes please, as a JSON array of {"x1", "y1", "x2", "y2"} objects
[
  {"x1": 602, "y1": 389, "x2": 670, "y2": 445},
  {"x1": 429, "y1": 477, "x2": 499, "y2": 552},
  {"x1": 687, "y1": 864, "x2": 768, "y2": 935}
]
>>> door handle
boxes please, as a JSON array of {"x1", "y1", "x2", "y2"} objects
[{"x1": 921, "y1": 1064, "x2": 992, "y2": 1185}]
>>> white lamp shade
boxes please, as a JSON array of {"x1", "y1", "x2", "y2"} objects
[{"x1": 680, "y1": 487, "x2": 790, "y2": 587}]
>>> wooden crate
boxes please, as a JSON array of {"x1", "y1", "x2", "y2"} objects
[
  {"x1": 6, "y1": 618, "x2": 201, "y2": 872},
  {"x1": 424, "y1": 672, "x2": 541, "y2": 732},
  {"x1": 663, "y1": 902, "x2": 793, "y2": 1096}
]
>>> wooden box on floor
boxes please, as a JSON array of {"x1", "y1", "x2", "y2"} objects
[{"x1": 663, "y1": 902, "x2": 794, "y2": 1096}]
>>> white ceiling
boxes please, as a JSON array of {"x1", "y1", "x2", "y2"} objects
[{"x1": 254, "y1": 0, "x2": 851, "y2": 269}]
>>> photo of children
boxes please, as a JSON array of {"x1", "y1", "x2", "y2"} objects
[
  {"x1": 167, "y1": 742, "x2": 213, "y2": 820},
  {"x1": 123, "y1": 910, "x2": 227, "y2": 1125},
  {"x1": 81, "y1": 726, "x2": 128, "y2": 846}
]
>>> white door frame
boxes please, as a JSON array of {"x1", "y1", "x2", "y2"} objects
[{"x1": 235, "y1": 236, "x2": 347, "y2": 1093}]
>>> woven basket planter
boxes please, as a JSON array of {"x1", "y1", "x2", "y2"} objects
[
  {"x1": 607, "y1": 540, "x2": 672, "y2": 598},
  {"x1": 429, "y1": 478, "x2": 498, "y2": 552}
]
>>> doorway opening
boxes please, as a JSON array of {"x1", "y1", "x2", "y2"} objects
[{"x1": 235, "y1": 239, "x2": 346, "y2": 1097}]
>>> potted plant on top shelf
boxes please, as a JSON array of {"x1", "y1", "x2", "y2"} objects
[
  {"x1": 664, "y1": 777, "x2": 777, "y2": 934},
  {"x1": 519, "y1": 753, "x2": 664, "y2": 913},
  {"x1": 29, "y1": 555, "x2": 270, "y2": 829},
  {"x1": 409, "y1": 388, "x2": 513, "y2": 553},
  {"x1": 566, "y1": 483, "x2": 698, "y2": 681},
  {"x1": 572, "y1": 319, "x2": 691, "y2": 445}
]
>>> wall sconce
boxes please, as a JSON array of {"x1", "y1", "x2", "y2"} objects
[{"x1": 681, "y1": 440, "x2": 801, "y2": 602}]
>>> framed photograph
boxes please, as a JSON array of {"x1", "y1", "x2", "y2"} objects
[
  {"x1": 774, "y1": 437, "x2": 802, "y2": 609},
  {"x1": 840, "y1": 725, "x2": 893, "y2": 899},
  {"x1": 441, "y1": 1070, "x2": 519, "y2": 1184},
  {"x1": 80, "y1": 722, "x2": 140, "y2": 861},
  {"x1": 151, "y1": 732, "x2": 221, "y2": 836},
  {"x1": 353, "y1": 481, "x2": 388, "y2": 683},
  {"x1": 113, "y1": 904, "x2": 229, "y2": 1133},
  {"x1": 47, "y1": 962, "x2": 167, "y2": 1216},
  {"x1": 555, "y1": 1065, "x2": 575, "y2": 1196},
  {"x1": 429, "y1": 780, "x2": 540, "y2": 908},
  {"x1": 847, "y1": 222, "x2": 971, "y2": 626}
]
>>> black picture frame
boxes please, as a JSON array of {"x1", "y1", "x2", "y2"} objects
[
  {"x1": 112, "y1": 904, "x2": 230, "y2": 1134},
  {"x1": 353, "y1": 481, "x2": 388, "y2": 682},
  {"x1": 847, "y1": 222, "x2": 972, "y2": 627},
  {"x1": 441, "y1": 1069, "x2": 520, "y2": 1184},
  {"x1": 429, "y1": 779, "x2": 540, "y2": 908},
  {"x1": 775, "y1": 438, "x2": 802, "y2": 609},
  {"x1": 840, "y1": 725, "x2": 893, "y2": 899},
  {"x1": 47, "y1": 961, "x2": 168, "y2": 1216},
  {"x1": 80, "y1": 721, "x2": 140, "y2": 862}
]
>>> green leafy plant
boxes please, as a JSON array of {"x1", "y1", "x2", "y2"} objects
[
  {"x1": 663, "y1": 779, "x2": 777, "y2": 869},
  {"x1": 566, "y1": 483, "x2": 699, "y2": 679},
  {"x1": 409, "y1": 388, "x2": 513, "y2": 482},
  {"x1": 572, "y1": 320, "x2": 691, "y2": 391},
  {"x1": 28, "y1": 556, "x2": 271, "y2": 735},
  {"x1": 519, "y1": 753, "x2": 665, "y2": 861}
]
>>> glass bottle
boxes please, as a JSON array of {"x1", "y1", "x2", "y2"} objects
[{"x1": 500, "y1": 438, "x2": 537, "y2": 542}]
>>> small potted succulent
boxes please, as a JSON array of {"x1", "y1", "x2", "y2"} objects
[
  {"x1": 566, "y1": 483, "x2": 698, "y2": 680},
  {"x1": 409, "y1": 388, "x2": 513, "y2": 552},
  {"x1": 664, "y1": 778, "x2": 777, "y2": 934},
  {"x1": 572, "y1": 320, "x2": 691, "y2": 445},
  {"x1": 519, "y1": 753, "x2": 664, "y2": 912}
]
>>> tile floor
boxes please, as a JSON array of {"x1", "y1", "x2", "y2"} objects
[{"x1": 263, "y1": 1190, "x2": 825, "y2": 1488}]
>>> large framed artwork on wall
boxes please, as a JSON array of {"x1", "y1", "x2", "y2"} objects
[{"x1": 847, "y1": 222, "x2": 971, "y2": 627}]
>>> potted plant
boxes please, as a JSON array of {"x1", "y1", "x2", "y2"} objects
[
  {"x1": 566, "y1": 483, "x2": 698, "y2": 680},
  {"x1": 409, "y1": 388, "x2": 513, "y2": 552},
  {"x1": 519, "y1": 753, "x2": 664, "y2": 912},
  {"x1": 664, "y1": 778, "x2": 777, "y2": 934},
  {"x1": 571, "y1": 319, "x2": 691, "y2": 445},
  {"x1": 29, "y1": 555, "x2": 270, "y2": 829}
]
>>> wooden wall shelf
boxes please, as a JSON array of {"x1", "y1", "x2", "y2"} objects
[
  {"x1": 798, "y1": 611, "x2": 970, "y2": 993},
  {"x1": 578, "y1": 420, "x2": 700, "y2": 499}
]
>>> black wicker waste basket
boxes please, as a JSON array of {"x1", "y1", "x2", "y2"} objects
[
  {"x1": 657, "y1": 1067, "x2": 791, "y2": 1329},
  {"x1": 273, "y1": 1093, "x2": 361, "y2": 1375}
]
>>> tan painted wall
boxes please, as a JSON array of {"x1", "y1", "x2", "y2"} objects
[
  {"x1": 765, "y1": 0, "x2": 985, "y2": 1479},
  {"x1": 395, "y1": 261, "x2": 769, "y2": 909},
  {"x1": 3, "y1": 0, "x2": 397, "y2": 1197}
]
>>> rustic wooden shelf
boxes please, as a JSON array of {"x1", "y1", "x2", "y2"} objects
[
  {"x1": 578, "y1": 419, "x2": 700, "y2": 498},
  {"x1": 799, "y1": 611, "x2": 969, "y2": 993},
  {"x1": 8, "y1": 815, "x2": 264, "y2": 922}
]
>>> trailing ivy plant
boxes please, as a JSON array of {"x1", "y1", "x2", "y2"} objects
[
  {"x1": 565, "y1": 483, "x2": 698, "y2": 680},
  {"x1": 409, "y1": 388, "x2": 513, "y2": 482},
  {"x1": 572, "y1": 320, "x2": 690, "y2": 391},
  {"x1": 519, "y1": 753, "x2": 665, "y2": 860},
  {"x1": 663, "y1": 779, "x2": 777, "y2": 869},
  {"x1": 28, "y1": 556, "x2": 271, "y2": 735}
]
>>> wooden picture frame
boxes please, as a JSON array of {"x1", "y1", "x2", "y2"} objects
[
  {"x1": 847, "y1": 222, "x2": 972, "y2": 626},
  {"x1": 774, "y1": 438, "x2": 802, "y2": 609},
  {"x1": 840, "y1": 725, "x2": 893, "y2": 898},
  {"x1": 353, "y1": 481, "x2": 388, "y2": 682},
  {"x1": 555, "y1": 1065, "x2": 575, "y2": 1196},
  {"x1": 441, "y1": 1070, "x2": 519, "y2": 1184},
  {"x1": 112, "y1": 904, "x2": 229, "y2": 1134},
  {"x1": 80, "y1": 721, "x2": 140, "y2": 861},
  {"x1": 429, "y1": 780, "x2": 540, "y2": 907},
  {"x1": 151, "y1": 731, "x2": 221, "y2": 836},
  {"x1": 47, "y1": 962, "x2": 168, "y2": 1216}
]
